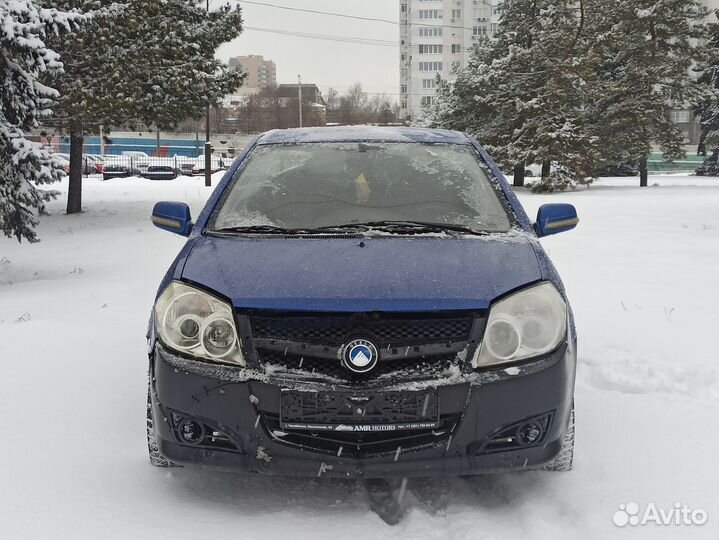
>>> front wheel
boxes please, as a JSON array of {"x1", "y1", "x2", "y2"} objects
[
  {"x1": 541, "y1": 406, "x2": 575, "y2": 471},
  {"x1": 146, "y1": 382, "x2": 177, "y2": 467}
]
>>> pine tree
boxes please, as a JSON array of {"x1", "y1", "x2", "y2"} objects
[
  {"x1": 694, "y1": 13, "x2": 719, "y2": 155},
  {"x1": 586, "y1": 0, "x2": 710, "y2": 186},
  {"x1": 44, "y1": 0, "x2": 245, "y2": 213},
  {"x1": 426, "y1": 0, "x2": 598, "y2": 191},
  {"x1": 0, "y1": 0, "x2": 82, "y2": 242}
]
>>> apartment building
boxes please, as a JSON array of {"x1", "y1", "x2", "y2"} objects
[
  {"x1": 399, "y1": 0, "x2": 502, "y2": 120},
  {"x1": 228, "y1": 55, "x2": 278, "y2": 95}
]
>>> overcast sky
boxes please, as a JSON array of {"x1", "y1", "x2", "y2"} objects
[{"x1": 215, "y1": 0, "x2": 400, "y2": 100}]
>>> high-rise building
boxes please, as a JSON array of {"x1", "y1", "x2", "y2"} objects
[
  {"x1": 228, "y1": 55, "x2": 277, "y2": 94},
  {"x1": 399, "y1": 0, "x2": 503, "y2": 120}
]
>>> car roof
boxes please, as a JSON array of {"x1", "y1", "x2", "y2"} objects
[{"x1": 256, "y1": 126, "x2": 470, "y2": 145}]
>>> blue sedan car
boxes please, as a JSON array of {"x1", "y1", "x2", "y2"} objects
[{"x1": 147, "y1": 126, "x2": 579, "y2": 479}]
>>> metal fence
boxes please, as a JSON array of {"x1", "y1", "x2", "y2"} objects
[
  {"x1": 647, "y1": 154, "x2": 704, "y2": 174},
  {"x1": 80, "y1": 155, "x2": 230, "y2": 179}
]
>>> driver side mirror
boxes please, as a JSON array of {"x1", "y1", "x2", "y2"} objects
[
  {"x1": 534, "y1": 203, "x2": 578, "y2": 238},
  {"x1": 151, "y1": 202, "x2": 193, "y2": 236}
]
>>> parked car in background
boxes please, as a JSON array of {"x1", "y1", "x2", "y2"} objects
[
  {"x1": 503, "y1": 164, "x2": 556, "y2": 178},
  {"x1": 104, "y1": 155, "x2": 141, "y2": 176},
  {"x1": 175, "y1": 156, "x2": 199, "y2": 176},
  {"x1": 143, "y1": 166, "x2": 178, "y2": 181},
  {"x1": 82, "y1": 154, "x2": 104, "y2": 175},
  {"x1": 53, "y1": 153, "x2": 70, "y2": 174},
  {"x1": 121, "y1": 151, "x2": 150, "y2": 173},
  {"x1": 147, "y1": 127, "x2": 580, "y2": 485},
  {"x1": 596, "y1": 163, "x2": 639, "y2": 177},
  {"x1": 102, "y1": 164, "x2": 132, "y2": 181},
  {"x1": 93, "y1": 156, "x2": 105, "y2": 174},
  {"x1": 191, "y1": 156, "x2": 227, "y2": 176}
]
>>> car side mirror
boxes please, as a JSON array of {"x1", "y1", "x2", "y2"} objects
[
  {"x1": 151, "y1": 202, "x2": 193, "y2": 236},
  {"x1": 534, "y1": 203, "x2": 578, "y2": 238}
]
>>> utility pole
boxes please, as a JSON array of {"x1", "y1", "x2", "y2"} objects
[
  {"x1": 298, "y1": 74, "x2": 303, "y2": 128},
  {"x1": 99, "y1": 125, "x2": 105, "y2": 155},
  {"x1": 204, "y1": 0, "x2": 212, "y2": 187}
]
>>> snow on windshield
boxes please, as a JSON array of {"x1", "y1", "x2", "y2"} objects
[{"x1": 211, "y1": 143, "x2": 512, "y2": 233}]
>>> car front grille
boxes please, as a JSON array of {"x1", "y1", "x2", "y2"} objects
[
  {"x1": 250, "y1": 313, "x2": 474, "y2": 345},
  {"x1": 242, "y1": 310, "x2": 482, "y2": 381}
]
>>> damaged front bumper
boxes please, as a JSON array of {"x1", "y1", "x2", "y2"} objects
[{"x1": 149, "y1": 341, "x2": 576, "y2": 479}]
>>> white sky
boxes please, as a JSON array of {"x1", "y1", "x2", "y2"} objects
[{"x1": 215, "y1": 0, "x2": 400, "y2": 100}]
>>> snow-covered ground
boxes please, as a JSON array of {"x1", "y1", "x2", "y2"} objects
[{"x1": 0, "y1": 174, "x2": 717, "y2": 539}]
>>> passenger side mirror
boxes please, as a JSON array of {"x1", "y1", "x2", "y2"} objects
[
  {"x1": 151, "y1": 202, "x2": 193, "y2": 236},
  {"x1": 534, "y1": 204, "x2": 578, "y2": 238}
]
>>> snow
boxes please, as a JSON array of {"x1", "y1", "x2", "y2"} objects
[
  {"x1": 0, "y1": 174, "x2": 717, "y2": 539},
  {"x1": 259, "y1": 125, "x2": 468, "y2": 145}
]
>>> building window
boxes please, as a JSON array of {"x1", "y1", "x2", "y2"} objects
[
  {"x1": 473, "y1": 6, "x2": 490, "y2": 20},
  {"x1": 401, "y1": 85, "x2": 407, "y2": 93},
  {"x1": 490, "y1": 23, "x2": 498, "y2": 35},
  {"x1": 493, "y1": 3, "x2": 503, "y2": 16},
  {"x1": 401, "y1": 4, "x2": 407, "y2": 12},
  {"x1": 401, "y1": 101, "x2": 407, "y2": 110},
  {"x1": 418, "y1": 27, "x2": 443, "y2": 37},
  {"x1": 671, "y1": 110, "x2": 692, "y2": 123},
  {"x1": 401, "y1": 53, "x2": 406, "y2": 61},
  {"x1": 419, "y1": 61, "x2": 443, "y2": 72},
  {"x1": 422, "y1": 79, "x2": 437, "y2": 89},
  {"x1": 451, "y1": 61, "x2": 462, "y2": 71},
  {"x1": 451, "y1": 9, "x2": 462, "y2": 19},
  {"x1": 419, "y1": 44, "x2": 443, "y2": 54},
  {"x1": 418, "y1": 9, "x2": 442, "y2": 19},
  {"x1": 451, "y1": 44, "x2": 461, "y2": 54},
  {"x1": 473, "y1": 25, "x2": 488, "y2": 37},
  {"x1": 421, "y1": 96, "x2": 436, "y2": 107}
]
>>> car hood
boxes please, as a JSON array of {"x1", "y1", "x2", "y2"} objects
[{"x1": 181, "y1": 234, "x2": 543, "y2": 312}]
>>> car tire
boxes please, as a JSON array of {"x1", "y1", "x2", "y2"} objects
[
  {"x1": 146, "y1": 382, "x2": 177, "y2": 468},
  {"x1": 541, "y1": 405, "x2": 575, "y2": 472}
]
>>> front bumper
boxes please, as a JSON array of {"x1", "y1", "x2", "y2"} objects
[{"x1": 149, "y1": 341, "x2": 576, "y2": 478}]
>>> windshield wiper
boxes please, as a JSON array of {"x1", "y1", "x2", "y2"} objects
[
  {"x1": 206, "y1": 225, "x2": 298, "y2": 236},
  {"x1": 205, "y1": 224, "x2": 370, "y2": 236},
  {"x1": 206, "y1": 221, "x2": 488, "y2": 237},
  {"x1": 330, "y1": 221, "x2": 488, "y2": 236}
]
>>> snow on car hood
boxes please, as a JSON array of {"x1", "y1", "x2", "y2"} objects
[{"x1": 180, "y1": 233, "x2": 543, "y2": 312}]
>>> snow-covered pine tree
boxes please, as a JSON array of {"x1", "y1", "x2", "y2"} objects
[
  {"x1": 0, "y1": 0, "x2": 82, "y2": 242},
  {"x1": 44, "y1": 0, "x2": 245, "y2": 213},
  {"x1": 427, "y1": 0, "x2": 598, "y2": 191},
  {"x1": 586, "y1": 0, "x2": 710, "y2": 187},
  {"x1": 694, "y1": 12, "x2": 719, "y2": 155}
]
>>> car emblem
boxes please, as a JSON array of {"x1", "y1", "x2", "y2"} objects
[{"x1": 341, "y1": 339, "x2": 379, "y2": 374}]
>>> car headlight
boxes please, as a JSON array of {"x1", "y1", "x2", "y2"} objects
[
  {"x1": 154, "y1": 281, "x2": 245, "y2": 366},
  {"x1": 474, "y1": 282, "x2": 567, "y2": 368}
]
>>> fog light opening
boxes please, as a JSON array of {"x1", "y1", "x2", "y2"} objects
[
  {"x1": 476, "y1": 411, "x2": 554, "y2": 455},
  {"x1": 517, "y1": 421, "x2": 544, "y2": 446},
  {"x1": 178, "y1": 418, "x2": 205, "y2": 445}
]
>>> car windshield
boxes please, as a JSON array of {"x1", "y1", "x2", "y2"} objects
[{"x1": 210, "y1": 142, "x2": 512, "y2": 234}]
